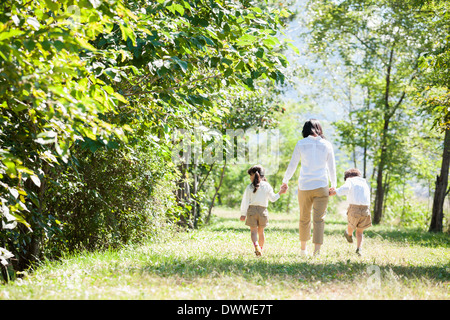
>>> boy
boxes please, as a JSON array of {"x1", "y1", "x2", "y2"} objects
[{"x1": 329, "y1": 168, "x2": 371, "y2": 256}]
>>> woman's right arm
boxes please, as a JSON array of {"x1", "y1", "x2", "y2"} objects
[{"x1": 282, "y1": 141, "x2": 301, "y2": 185}]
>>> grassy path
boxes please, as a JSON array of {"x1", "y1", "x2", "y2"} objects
[{"x1": 1, "y1": 207, "x2": 449, "y2": 299}]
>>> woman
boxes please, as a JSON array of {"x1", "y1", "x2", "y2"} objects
[{"x1": 281, "y1": 119, "x2": 336, "y2": 256}]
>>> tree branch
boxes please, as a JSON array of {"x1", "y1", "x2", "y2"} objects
[
  {"x1": 206, "y1": 159, "x2": 226, "y2": 224},
  {"x1": 385, "y1": 47, "x2": 394, "y2": 111},
  {"x1": 197, "y1": 163, "x2": 215, "y2": 191},
  {"x1": 388, "y1": 52, "x2": 421, "y2": 119}
]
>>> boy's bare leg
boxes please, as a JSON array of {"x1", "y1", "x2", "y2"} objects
[
  {"x1": 347, "y1": 225, "x2": 354, "y2": 237},
  {"x1": 356, "y1": 228, "x2": 364, "y2": 249}
]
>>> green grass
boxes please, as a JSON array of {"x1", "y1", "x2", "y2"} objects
[{"x1": 1, "y1": 207, "x2": 449, "y2": 299}]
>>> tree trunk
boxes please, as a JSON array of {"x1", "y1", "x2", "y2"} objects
[
  {"x1": 363, "y1": 138, "x2": 367, "y2": 179},
  {"x1": 373, "y1": 155, "x2": 385, "y2": 224},
  {"x1": 206, "y1": 160, "x2": 226, "y2": 224},
  {"x1": 192, "y1": 163, "x2": 199, "y2": 228},
  {"x1": 373, "y1": 48, "x2": 394, "y2": 224},
  {"x1": 429, "y1": 129, "x2": 450, "y2": 232},
  {"x1": 363, "y1": 87, "x2": 370, "y2": 178},
  {"x1": 176, "y1": 162, "x2": 193, "y2": 228}
]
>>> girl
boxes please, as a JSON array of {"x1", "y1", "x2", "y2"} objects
[{"x1": 240, "y1": 165, "x2": 287, "y2": 256}]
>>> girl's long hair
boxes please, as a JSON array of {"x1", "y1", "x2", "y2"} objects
[{"x1": 247, "y1": 165, "x2": 267, "y2": 193}]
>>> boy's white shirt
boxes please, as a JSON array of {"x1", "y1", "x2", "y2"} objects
[
  {"x1": 335, "y1": 176, "x2": 370, "y2": 206},
  {"x1": 282, "y1": 135, "x2": 337, "y2": 190},
  {"x1": 240, "y1": 181, "x2": 280, "y2": 216}
]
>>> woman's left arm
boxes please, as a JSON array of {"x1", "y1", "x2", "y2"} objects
[
  {"x1": 282, "y1": 141, "x2": 301, "y2": 185},
  {"x1": 327, "y1": 144, "x2": 337, "y2": 189}
]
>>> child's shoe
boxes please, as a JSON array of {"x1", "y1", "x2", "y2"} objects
[
  {"x1": 344, "y1": 230, "x2": 353, "y2": 243},
  {"x1": 254, "y1": 245, "x2": 262, "y2": 256},
  {"x1": 356, "y1": 248, "x2": 362, "y2": 256}
]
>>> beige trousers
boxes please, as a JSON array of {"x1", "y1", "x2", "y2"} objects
[{"x1": 297, "y1": 187, "x2": 329, "y2": 244}]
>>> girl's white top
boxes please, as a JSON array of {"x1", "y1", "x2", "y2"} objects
[
  {"x1": 335, "y1": 176, "x2": 370, "y2": 206},
  {"x1": 282, "y1": 135, "x2": 337, "y2": 190},
  {"x1": 240, "y1": 181, "x2": 280, "y2": 216}
]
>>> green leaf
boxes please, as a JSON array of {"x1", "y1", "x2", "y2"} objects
[
  {"x1": 3, "y1": 160, "x2": 17, "y2": 177},
  {"x1": 75, "y1": 37, "x2": 97, "y2": 51},
  {"x1": 9, "y1": 211, "x2": 31, "y2": 229},
  {"x1": 287, "y1": 42, "x2": 300, "y2": 55},
  {"x1": 16, "y1": 165, "x2": 34, "y2": 175},
  {"x1": 37, "y1": 131, "x2": 57, "y2": 139},
  {"x1": 30, "y1": 175, "x2": 41, "y2": 188},
  {"x1": 26, "y1": 17, "x2": 40, "y2": 30},
  {"x1": 9, "y1": 188, "x2": 19, "y2": 199},
  {"x1": 103, "y1": 85, "x2": 115, "y2": 95},
  {"x1": 89, "y1": 0, "x2": 102, "y2": 9},
  {"x1": 167, "y1": 3, "x2": 184, "y2": 16},
  {"x1": 249, "y1": 7, "x2": 263, "y2": 14},
  {"x1": 263, "y1": 36, "x2": 279, "y2": 47},
  {"x1": 113, "y1": 92, "x2": 128, "y2": 104},
  {"x1": 119, "y1": 24, "x2": 136, "y2": 46},
  {"x1": 236, "y1": 34, "x2": 257, "y2": 46},
  {"x1": 235, "y1": 60, "x2": 245, "y2": 70},
  {"x1": 171, "y1": 56, "x2": 188, "y2": 73},
  {"x1": 35, "y1": 131, "x2": 57, "y2": 145},
  {"x1": 0, "y1": 29, "x2": 24, "y2": 41},
  {"x1": 44, "y1": 0, "x2": 59, "y2": 12},
  {"x1": 12, "y1": 103, "x2": 28, "y2": 114},
  {"x1": 256, "y1": 47, "x2": 265, "y2": 59}
]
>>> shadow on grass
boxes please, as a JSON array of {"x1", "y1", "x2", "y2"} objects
[
  {"x1": 135, "y1": 253, "x2": 449, "y2": 285},
  {"x1": 211, "y1": 216, "x2": 450, "y2": 248},
  {"x1": 322, "y1": 226, "x2": 450, "y2": 248},
  {"x1": 362, "y1": 228, "x2": 449, "y2": 248},
  {"x1": 131, "y1": 215, "x2": 450, "y2": 288},
  {"x1": 210, "y1": 225, "x2": 299, "y2": 234}
]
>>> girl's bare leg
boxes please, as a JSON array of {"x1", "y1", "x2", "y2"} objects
[
  {"x1": 258, "y1": 227, "x2": 265, "y2": 249},
  {"x1": 250, "y1": 227, "x2": 258, "y2": 245}
]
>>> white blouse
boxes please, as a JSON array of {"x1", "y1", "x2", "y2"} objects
[
  {"x1": 282, "y1": 135, "x2": 337, "y2": 190},
  {"x1": 240, "y1": 181, "x2": 280, "y2": 216},
  {"x1": 335, "y1": 176, "x2": 370, "y2": 206}
]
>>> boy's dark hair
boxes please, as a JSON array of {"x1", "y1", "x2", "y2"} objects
[
  {"x1": 248, "y1": 164, "x2": 267, "y2": 193},
  {"x1": 302, "y1": 119, "x2": 325, "y2": 139},
  {"x1": 344, "y1": 168, "x2": 362, "y2": 181}
]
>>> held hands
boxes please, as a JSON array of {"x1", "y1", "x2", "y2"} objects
[
  {"x1": 241, "y1": 183, "x2": 289, "y2": 221},
  {"x1": 329, "y1": 187, "x2": 336, "y2": 196},
  {"x1": 279, "y1": 183, "x2": 288, "y2": 195}
]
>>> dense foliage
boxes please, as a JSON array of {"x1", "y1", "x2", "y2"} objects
[
  {"x1": 0, "y1": 0, "x2": 293, "y2": 274},
  {"x1": 302, "y1": 0, "x2": 449, "y2": 228}
]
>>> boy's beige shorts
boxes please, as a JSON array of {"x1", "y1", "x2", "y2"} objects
[
  {"x1": 245, "y1": 205, "x2": 269, "y2": 228},
  {"x1": 347, "y1": 204, "x2": 372, "y2": 230}
]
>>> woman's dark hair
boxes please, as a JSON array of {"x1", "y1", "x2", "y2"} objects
[
  {"x1": 247, "y1": 164, "x2": 267, "y2": 193},
  {"x1": 302, "y1": 119, "x2": 325, "y2": 139},
  {"x1": 344, "y1": 168, "x2": 362, "y2": 181}
]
